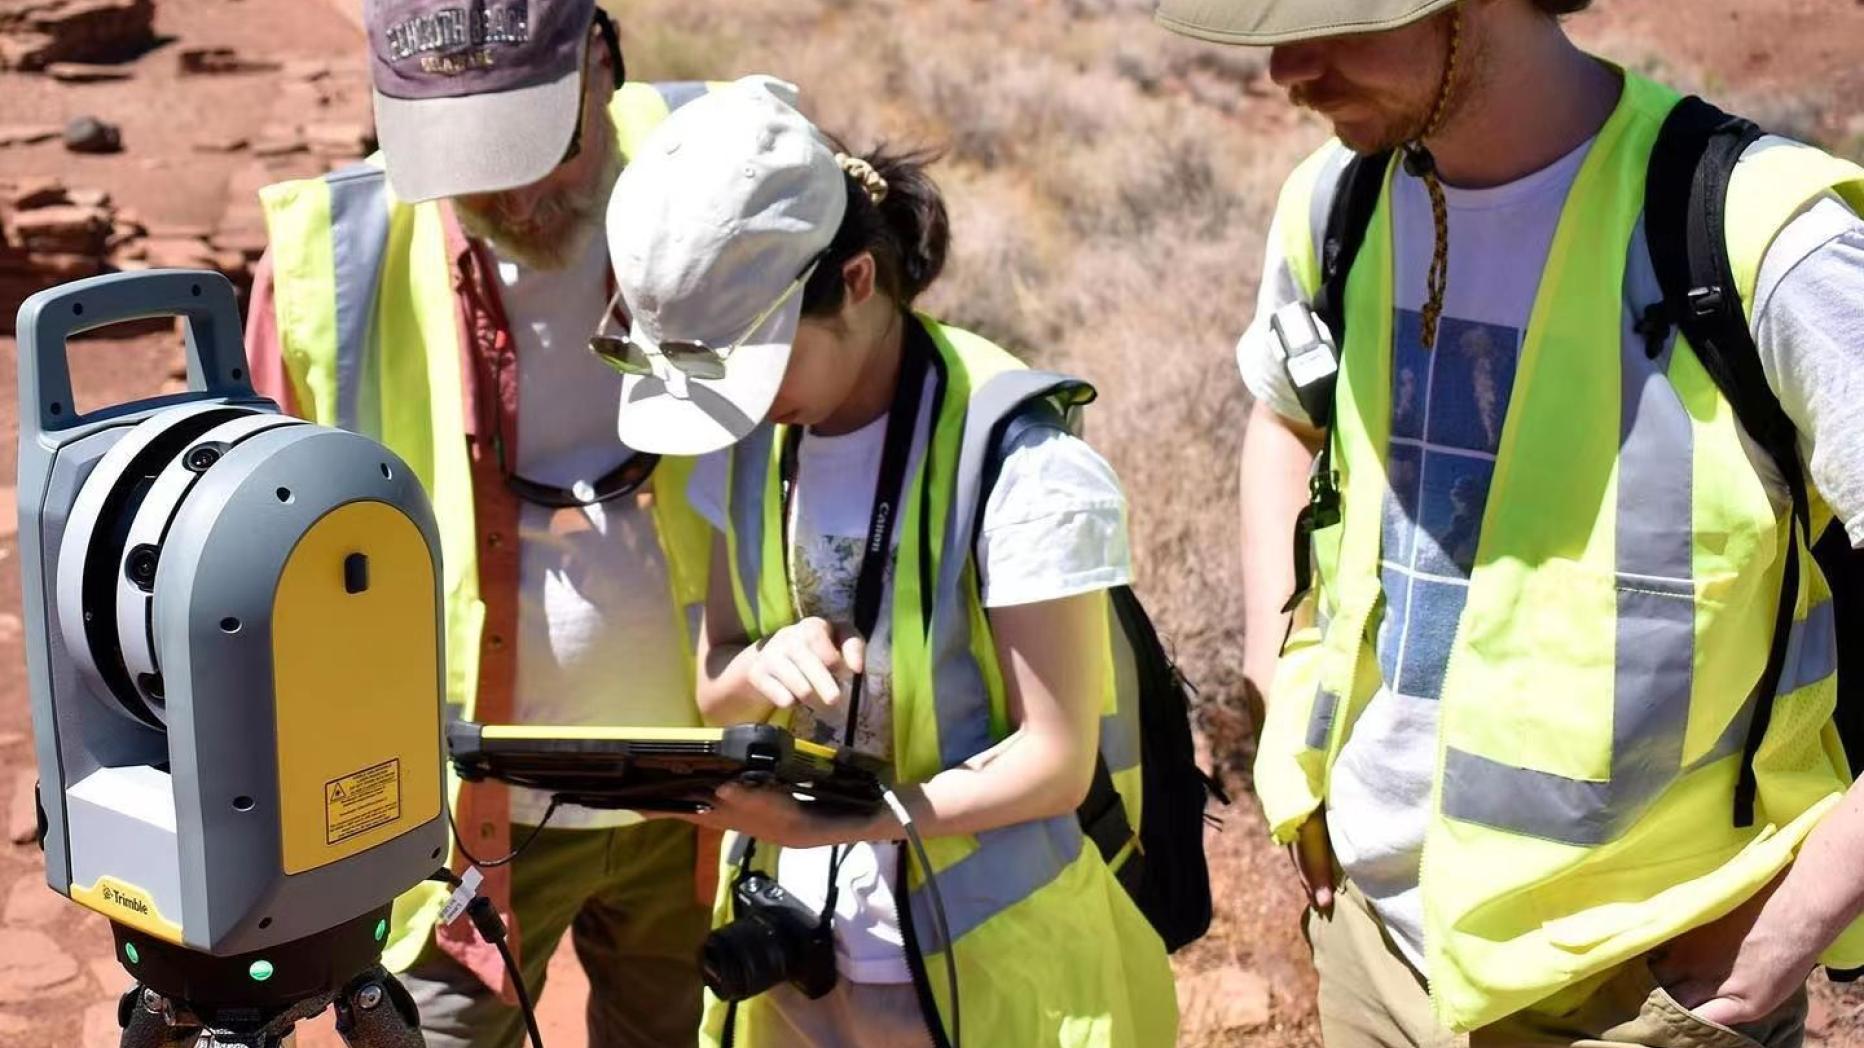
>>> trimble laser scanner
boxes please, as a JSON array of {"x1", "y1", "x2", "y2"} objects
[{"x1": 14, "y1": 270, "x2": 447, "y2": 1047}]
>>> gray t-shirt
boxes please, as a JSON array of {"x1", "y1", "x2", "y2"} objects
[{"x1": 1237, "y1": 135, "x2": 1864, "y2": 970}]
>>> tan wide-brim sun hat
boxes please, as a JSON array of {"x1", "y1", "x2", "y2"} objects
[{"x1": 1155, "y1": 0, "x2": 1459, "y2": 46}]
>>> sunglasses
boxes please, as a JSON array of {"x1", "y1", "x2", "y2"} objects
[{"x1": 589, "y1": 260, "x2": 820, "y2": 383}]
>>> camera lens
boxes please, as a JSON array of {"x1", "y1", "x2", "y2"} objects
[{"x1": 701, "y1": 914, "x2": 797, "y2": 1002}]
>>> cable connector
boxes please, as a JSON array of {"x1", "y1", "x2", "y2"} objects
[
  {"x1": 439, "y1": 866, "x2": 484, "y2": 927},
  {"x1": 466, "y1": 895, "x2": 508, "y2": 946}
]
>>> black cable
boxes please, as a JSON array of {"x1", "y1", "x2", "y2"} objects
[
  {"x1": 885, "y1": 787, "x2": 959, "y2": 1048},
  {"x1": 466, "y1": 896, "x2": 545, "y2": 1048},
  {"x1": 499, "y1": 939, "x2": 545, "y2": 1048},
  {"x1": 446, "y1": 798, "x2": 560, "y2": 869}
]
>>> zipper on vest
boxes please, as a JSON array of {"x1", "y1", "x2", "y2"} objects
[{"x1": 895, "y1": 846, "x2": 954, "y2": 1048}]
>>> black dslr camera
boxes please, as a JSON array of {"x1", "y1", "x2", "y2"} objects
[{"x1": 702, "y1": 873, "x2": 838, "y2": 1002}]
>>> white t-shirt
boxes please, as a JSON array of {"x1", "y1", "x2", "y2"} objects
[
  {"x1": 688, "y1": 368, "x2": 1132, "y2": 983},
  {"x1": 493, "y1": 233, "x2": 700, "y2": 831},
  {"x1": 1237, "y1": 136, "x2": 1864, "y2": 970}
]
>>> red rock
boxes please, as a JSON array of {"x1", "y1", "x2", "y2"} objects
[
  {"x1": 304, "y1": 121, "x2": 373, "y2": 158},
  {"x1": 105, "y1": 221, "x2": 141, "y2": 252},
  {"x1": 192, "y1": 134, "x2": 249, "y2": 154},
  {"x1": 0, "y1": 124, "x2": 60, "y2": 147},
  {"x1": 143, "y1": 222, "x2": 213, "y2": 241},
  {"x1": 45, "y1": 60, "x2": 131, "y2": 82},
  {"x1": 5, "y1": 204, "x2": 110, "y2": 253},
  {"x1": 6, "y1": 769, "x2": 39, "y2": 844},
  {"x1": 6, "y1": 177, "x2": 69, "y2": 210},
  {"x1": 0, "y1": 929, "x2": 81, "y2": 1002},
  {"x1": 0, "y1": 31, "x2": 55, "y2": 71},
  {"x1": 5, "y1": 0, "x2": 155, "y2": 70},
  {"x1": 280, "y1": 58, "x2": 330, "y2": 81},
  {"x1": 177, "y1": 45, "x2": 280, "y2": 76},
  {"x1": 66, "y1": 186, "x2": 108, "y2": 207},
  {"x1": 252, "y1": 135, "x2": 309, "y2": 158},
  {"x1": 139, "y1": 237, "x2": 216, "y2": 270},
  {"x1": 81, "y1": 998, "x2": 119, "y2": 1045},
  {"x1": 30, "y1": 252, "x2": 104, "y2": 279},
  {"x1": 212, "y1": 232, "x2": 269, "y2": 264},
  {"x1": 89, "y1": 957, "x2": 128, "y2": 1001},
  {"x1": 3, "y1": 874, "x2": 66, "y2": 926}
]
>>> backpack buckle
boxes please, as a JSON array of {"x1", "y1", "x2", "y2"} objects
[
  {"x1": 1272, "y1": 302, "x2": 1340, "y2": 425},
  {"x1": 1687, "y1": 284, "x2": 1724, "y2": 318},
  {"x1": 1308, "y1": 470, "x2": 1342, "y2": 529}
]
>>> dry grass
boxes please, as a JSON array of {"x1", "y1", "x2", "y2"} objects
[{"x1": 606, "y1": 2, "x2": 1862, "y2": 1043}]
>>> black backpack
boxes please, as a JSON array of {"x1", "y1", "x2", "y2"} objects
[
  {"x1": 1309, "y1": 97, "x2": 1862, "y2": 973},
  {"x1": 978, "y1": 395, "x2": 1227, "y2": 954}
]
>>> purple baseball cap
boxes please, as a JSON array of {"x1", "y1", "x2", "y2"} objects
[{"x1": 365, "y1": 0, "x2": 596, "y2": 203}]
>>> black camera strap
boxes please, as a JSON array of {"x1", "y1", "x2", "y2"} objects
[{"x1": 779, "y1": 319, "x2": 931, "y2": 926}]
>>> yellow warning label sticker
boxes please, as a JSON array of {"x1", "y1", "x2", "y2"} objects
[{"x1": 325, "y1": 759, "x2": 401, "y2": 845}]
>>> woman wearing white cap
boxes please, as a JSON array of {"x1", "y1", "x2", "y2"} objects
[{"x1": 599, "y1": 77, "x2": 1178, "y2": 1047}]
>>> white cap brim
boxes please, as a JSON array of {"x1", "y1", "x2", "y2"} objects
[
  {"x1": 615, "y1": 291, "x2": 800, "y2": 456},
  {"x1": 372, "y1": 58, "x2": 583, "y2": 204}
]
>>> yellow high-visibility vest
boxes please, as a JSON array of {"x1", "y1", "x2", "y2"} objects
[
  {"x1": 708, "y1": 318, "x2": 1179, "y2": 1047},
  {"x1": 1255, "y1": 69, "x2": 1864, "y2": 1030}
]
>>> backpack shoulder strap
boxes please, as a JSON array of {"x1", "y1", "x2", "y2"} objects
[
  {"x1": 1645, "y1": 95, "x2": 1807, "y2": 829},
  {"x1": 1299, "y1": 148, "x2": 1391, "y2": 428},
  {"x1": 1644, "y1": 97, "x2": 1794, "y2": 492}
]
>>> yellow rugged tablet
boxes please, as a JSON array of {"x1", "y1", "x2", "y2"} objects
[{"x1": 446, "y1": 722, "x2": 889, "y2": 814}]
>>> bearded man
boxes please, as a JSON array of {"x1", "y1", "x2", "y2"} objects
[{"x1": 244, "y1": 2, "x2": 717, "y2": 1044}]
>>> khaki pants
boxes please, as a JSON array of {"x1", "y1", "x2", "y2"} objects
[
  {"x1": 404, "y1": 819, "x2": 711, "y2": 1048},
  {"x1": 1309, "y1": 880, "x2": 1808, "y2": 1048}
]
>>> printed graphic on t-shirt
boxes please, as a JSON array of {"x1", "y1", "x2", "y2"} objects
[
  {"x1": 787, "y1": 535, "x2": 894, "y2": 760},
  {"x1": 1376, "y1": 309, "x2": 1523, "y2": 701}
]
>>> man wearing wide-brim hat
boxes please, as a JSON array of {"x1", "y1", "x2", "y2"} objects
[{"x1": 1163, "y1": 0, "x2": 1864, "y2": 1043}]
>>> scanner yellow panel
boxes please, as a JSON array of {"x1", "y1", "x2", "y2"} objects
[
  {"x1": 71, "y1": 876, "x2": 184, "y2": 944},
  {"x1": 273, "y1": 501, "x2": 442, "y2": 875}
]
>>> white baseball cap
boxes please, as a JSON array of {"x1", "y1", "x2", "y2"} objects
[{"x1": 604, "y1": 76, "x2": 848, "y2": 456}]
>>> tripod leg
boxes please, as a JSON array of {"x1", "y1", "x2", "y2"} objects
[{"x1": 333, "y1": 967, "x2": 425, "y2": 1048}]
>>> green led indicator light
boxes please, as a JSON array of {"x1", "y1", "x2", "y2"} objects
[
  {"x1": 249, "y1": 960, "x2": 274, "y2": 982},
  {"x1": 374, "y1": 919, "x2": 387, "y2": 942},
  {"x1": 124, "y1": 943, "x2": 140, "y2": 965}
]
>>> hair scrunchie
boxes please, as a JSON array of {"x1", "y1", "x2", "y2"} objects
[{"x1": 835, "y1": 152, "x2": 889, "y2": 205}]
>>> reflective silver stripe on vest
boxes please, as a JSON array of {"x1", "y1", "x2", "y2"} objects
[
  {"x1": 324, "y1": 163, "x2": 392, "y2": 433},
  {"x1": 1306, "y1": 687, "x2": 1340, "y2": 751},
  {"x1": 933, "y1": 369, "x2": 1089, "y2": 772},
  {"x1": 1780, "y1": 598, "x2": 1837, "y2": 696},
  {"x1": 1441, "y1": 243, "x2": 1699, "y2": 847},
  {"x1": 909, "y1": 813, "x2": 1083, "y2": 954},
  {"x1": 1103, "y1": 612, "x2": 1142, "y2": 773},
  {"x1": 896, "y1": 369, "x2": 1098, "y2": 946},
  {"x1": 726, "y1": 424, "x2": 777, "y2": 629},
  {"x1": 653, "y1": 81, "x2": 709, "y2": 112}
]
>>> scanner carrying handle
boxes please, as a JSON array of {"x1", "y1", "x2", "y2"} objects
[{"x1": 15, "y1": 269, "x2": 256, "y2": 441}]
